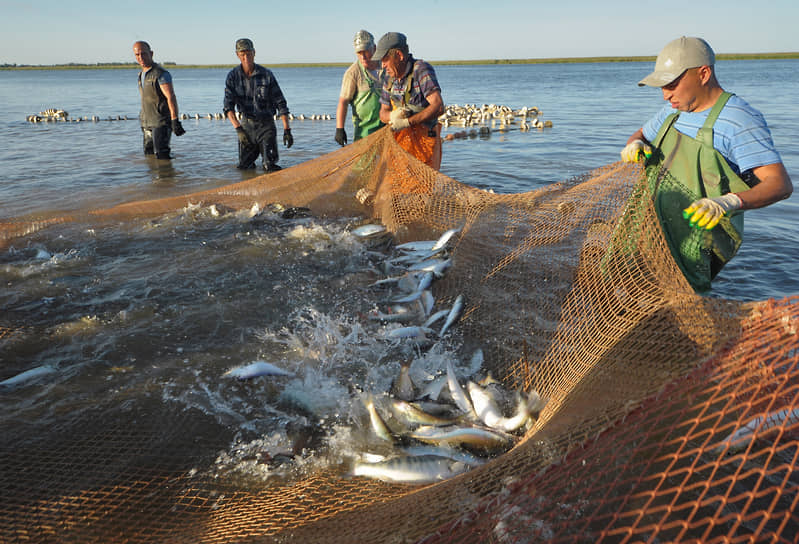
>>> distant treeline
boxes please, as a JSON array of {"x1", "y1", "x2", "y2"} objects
[{"x1": 2, "y1": 52, "x2": 798, "y2": 70}]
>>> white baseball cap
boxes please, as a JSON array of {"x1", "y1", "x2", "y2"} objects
[{"x1": 638, "y1": 36, "x2": 715, "y2": 87}]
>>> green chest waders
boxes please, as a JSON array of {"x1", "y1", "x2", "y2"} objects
[
  {"x1": 645, "y1": 92, "x2": 750, "y2": 292},
  {"x1": 351, "y1": 64, "x2": 383, "y2": 140}
]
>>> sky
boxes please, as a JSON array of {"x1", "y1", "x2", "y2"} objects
[{"x1": 1, "y1": 0, "x2": 798, "y2": 66}]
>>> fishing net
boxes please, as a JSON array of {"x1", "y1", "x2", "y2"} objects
[{"x1": 1, "y1": 128, "x2": 797, "y2": 543}]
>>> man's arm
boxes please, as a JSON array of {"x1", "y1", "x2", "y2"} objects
[
  {"x1": 336, "y1": 97, "x2": 349, "y2": 130},
  {"x1": 737, "y1": 162, "x2": 793, "y2": 209},
  {"x1": 379, "y1": 103, "x2": 392, "y2": 125},
  {"x1": 160, "y1": 82, "x2": 180, "y2": 119},
  {"x1": 406, "y1": 90, "x2": 444, "y2": 127}
]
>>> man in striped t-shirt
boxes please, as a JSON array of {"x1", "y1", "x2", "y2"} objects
[{"x1": 621, "y1": 36, "x2": 792, "y2": 291}]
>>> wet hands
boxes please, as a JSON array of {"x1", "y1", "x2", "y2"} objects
[
  {"x1": 683, "y1": 194, "x2": 743, "y2": 230},
  {"x1": 621, "y1": 139, "x2": 652, "y2": 163},
  {"x1": 389, "y1": 108, "x2": 411, "y2": 131},
  {"x1": 335, "y1": 128, "x2": 347, "y2": 146},
  {"x1": 235, "y1": 126, "x2": 250, "y2": 145},
  {"x1": 171, "y1": 119, "x2": 185, "y2": 136},
  {"x1": 283, "y1": 129, "x2": 293, "y2": 148}
]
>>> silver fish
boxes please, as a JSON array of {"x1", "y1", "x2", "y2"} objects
[
  {"x1": 390, "y1": 399, "x2": 460, "y2": 427},
  {"x1": 352, "y1": 224, "x2": 387, "y2": 238},
  {"x1": 223, "y1": 361, "x2": 294, "y2": 379},
  {"x1": 368, "y1": 305, "x2": 421, "y2": 323},
  {"x1": 420, "y1": 290, "x2": 435, "y2": 316},
  {"x1": 446, "y1": 359, "x2": 475, "y2": 417},
  {"x1": 423, "y1": 309, "x2": 451, "y2": 329},
  {"x1": 390, "y1": 360, "x2": 416, "y2": 401},
  {"x1": 431, "y1": 228, "x2": 460, "y2": 251},
  {"x1": 352, "y1": 454, "x2": 468, "y2": 484},
  {"x1": 409, "y1": 424, "x2": 512, "y2": 450},
  {"x1": 395, "y1": 240, "x2": 437, "y2": 252},
  {"x1": 408, "y1": 258, "x2": 450, "y2": 273},
  {"x1": 386, "y1": 326, "x2": 433, "y2": 340},
  {"x1": 431, "y1": 258, "x2": 453, "y2": 278},
  {"x1": 439, "y1": 295, "x2": 464, "y2": 337},
  {"x1": 467, "y1": 381, "x2": 530, "y2": 432},
  {"x1": 0, "y1": 365, "x2": 56, "y2": 387},
  {"x1": 418, "y1": 374, "x2": 449, "y2": 401},
  {"x1": 365, "y1": 396, "x2": 394, "y2": 442},
  {"x1": 401, "y1": 445, "x2": 487, "y2": 467}
]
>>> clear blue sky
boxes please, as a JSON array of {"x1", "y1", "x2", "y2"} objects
[{"x1": 2, "y1": 0, "x2": 797, "y2": 65}]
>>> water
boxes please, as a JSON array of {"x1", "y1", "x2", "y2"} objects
[{"x1": 1, "y1": 61, "x2": 798, "y2": 486}]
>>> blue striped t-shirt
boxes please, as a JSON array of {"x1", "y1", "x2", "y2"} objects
[{"x1": 642, "y1": 94, "x2": 782, "y2": 174}]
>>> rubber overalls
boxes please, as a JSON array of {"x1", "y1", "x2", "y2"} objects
[
  {"x1": 644, "y1": 91, "x2": 749, "y2": 292},
  {"x1": 351, "y1": 63, "x2": 383, "y2": 140}
]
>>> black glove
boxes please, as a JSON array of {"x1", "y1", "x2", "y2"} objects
[
  {"x1": 171, "y1": 119, "x2": 185, "y2": 136},
  {"x1": 235, "y1": 126, "x2": 250, "y2": 145},
  {"x1": 335, "y1": 128, "x2": 347, "y2": 146},
  {"x1": 283, "y1": 128, "x2": 293, "y2": 148}
]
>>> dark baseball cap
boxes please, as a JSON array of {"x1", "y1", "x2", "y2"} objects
[
  {"x1": 235, "y1": 38, "x2": 254, "y2": 52},
  {"x1": 372, "y1": 32, "x2": 407, "y2": 60}
]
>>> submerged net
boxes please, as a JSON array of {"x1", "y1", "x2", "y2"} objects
[{"x1": 1, "y1": 128, "x2": 797, "y2": 543}]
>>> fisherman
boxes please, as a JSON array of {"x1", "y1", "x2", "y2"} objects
[
  {"x1": 133, "y1": 41, "x2": 185, "y2": 160},
  {"x1": 224, "y1": 38, "x2": 293, "y2": 172},
  {"x1": 374, "y1": 32, "x2": 444, "y2": 172},
  {"x1": 334, "y1": 30, "x2": 385, "y2": 146},
  {"x1": 621, "y1": 36, "x2": 792, "y2": 292}
]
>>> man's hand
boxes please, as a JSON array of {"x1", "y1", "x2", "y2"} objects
[
  {"x1": 235, "y1": 126, "x2": 250, "y2": 145},
  {"x1": 683, "y1": 193, "x2": 743, "y2": 230},
  {"x1": 389, "y1": 108, "x2": 410, "y2": 131},
  {"x1": 283, "y1": 129, "x2": 293, "y2": 148},
  {"x1": 335, "y1": 128, "x2": 347, "y2": 146},
  {"x1": 171, "y1": 119, "x2": 185, "y2": 136},
  {"x1": 621, "y1": 139, "x2": 652, "y2": 163}
]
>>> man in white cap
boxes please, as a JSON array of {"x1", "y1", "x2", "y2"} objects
[
  {"x1": 621, "y1": 36, "x2": 792, "y2": 292},
  {"x1": 335, "y1": 30, "x2": 385, "y2": 146}
]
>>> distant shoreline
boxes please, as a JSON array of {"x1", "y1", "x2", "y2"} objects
[{"x1": 2, "y1": 52, "x2": 798, "y2": 70}]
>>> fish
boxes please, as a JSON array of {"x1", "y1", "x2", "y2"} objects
[
  {"x1": 395, "y1": 240, "x2": 437, "y2": 252},
  {"x1": 423, "y1": 309, "x2": 451, "y2": 329},
  {"x1": 390, "y1": 360, "x2": 417, "y2": 401},
  {"x1": 0, "y1": 365, "x2": 57, "y2": 387},
  {"x1": 418, "y1": 374, "x2": 449, "y2": 402},
  {"x1": 715, "y1": 407, "x2": 799, "y2": 453},
  {"x1": 446, "y1": 359, "x2": 476, "y2": 417},
  {"x1": 352, "y1": 224, "x2": 387, "y2": 238},
  {"x1": 439, "y1": 295, "x2": 464, "y2": 336},
  {"x1": 409, "y1": 424, "x2": 513, "y2": 450},
  {"x1": 420, "y1": 290, "x2": 435, "y2": 316},
  {"x1": 408, "y1": 258, "x2": 450, "y2": 273},
  {"x1": 222, "y1": 361, "x2": 294, "y2": 379},
  {"x1": 385, "y1": 326, "x2": 433, "y2": 341},
  {"x1": 352, "y1": 454, "x2": 469, "y2": 484},
  {"x1": 368, "y1": 305, "x2": 421, "y2": 324},
  {"x1": 365, "y1": 396, "x2": 394, "y2": 442},
  {"x1": 431, "y1": 228, "x2": 460, "y2": 251},
  {"x1": 467, "y1": 381, "x2": 530, "y2": 432},
  {"x1": 401, "y1": 445, "x2": 487, "y2": 467},
  {"x1": 390, "y1": 399, "x2": 460, "y2": 427}
]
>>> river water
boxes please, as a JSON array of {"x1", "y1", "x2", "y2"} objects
[{"x1": 1, "y1": 61, "x2": 798, "y2": 488}]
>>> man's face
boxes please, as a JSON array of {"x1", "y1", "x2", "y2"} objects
[
  {"x1": 133, "y1": 44, "x2": 153, "y2": 69},
  {"x1": 381, "y1": 50, "x2": 405, "y2": 79},
  {"x1": 660, "y1": 66, "x2": 708, "y2": 112},
  {"x1": 356, "y1": 47, "x2": 374, "y2": 69},
  {"x1": 237, "y1": 49, "x2": 255, "y2": 70}
]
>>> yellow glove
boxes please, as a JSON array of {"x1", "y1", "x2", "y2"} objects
[
  {"x1": 682, "y1": 193, "x2": 743, "y2": 230},
  {"x1": 621, "y1": 139, "x2": 652, "y2": 163}
]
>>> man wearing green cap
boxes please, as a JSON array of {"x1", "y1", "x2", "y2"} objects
[
  {"x1": 334, "y1": 30, "x2": 385, "y2": 146},
  {"x1": 224, "y1": 38, "x2": 293, "y2": 172},
  {"x1": 621, "y1": 36, "x2": 792, "y2": 292}
]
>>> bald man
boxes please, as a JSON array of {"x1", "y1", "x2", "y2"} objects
[{"x1": 133, "y1": 41, "x2": 185, "y2": 159}]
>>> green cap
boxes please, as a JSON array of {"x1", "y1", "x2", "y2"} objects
[
  {"x1": 235, "y1": 38, "x2": 254, "y2": 52},
  {"x1": 638, "y1": 37, "x2": 715, "y2": 87}
]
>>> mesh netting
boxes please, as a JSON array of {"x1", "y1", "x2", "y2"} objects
[{"x1": 1, "y1": 128, "x2": 797, "y2": 543}]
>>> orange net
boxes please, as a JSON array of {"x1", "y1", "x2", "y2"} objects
[{"x1": 1, "y1": 128, "x2": 797, "y2": 542}]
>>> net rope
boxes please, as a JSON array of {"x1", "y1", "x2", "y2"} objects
[{"x1": 1, "y1": 128, "x2": 797, "y2": 543}]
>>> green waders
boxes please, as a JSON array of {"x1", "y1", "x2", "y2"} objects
[
  {"x1": 351, "y1": 63, "x2": 383, "y2": 140},
  {"x1": 644, "y1": 91, "x2": 750, "y2": 292}
]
